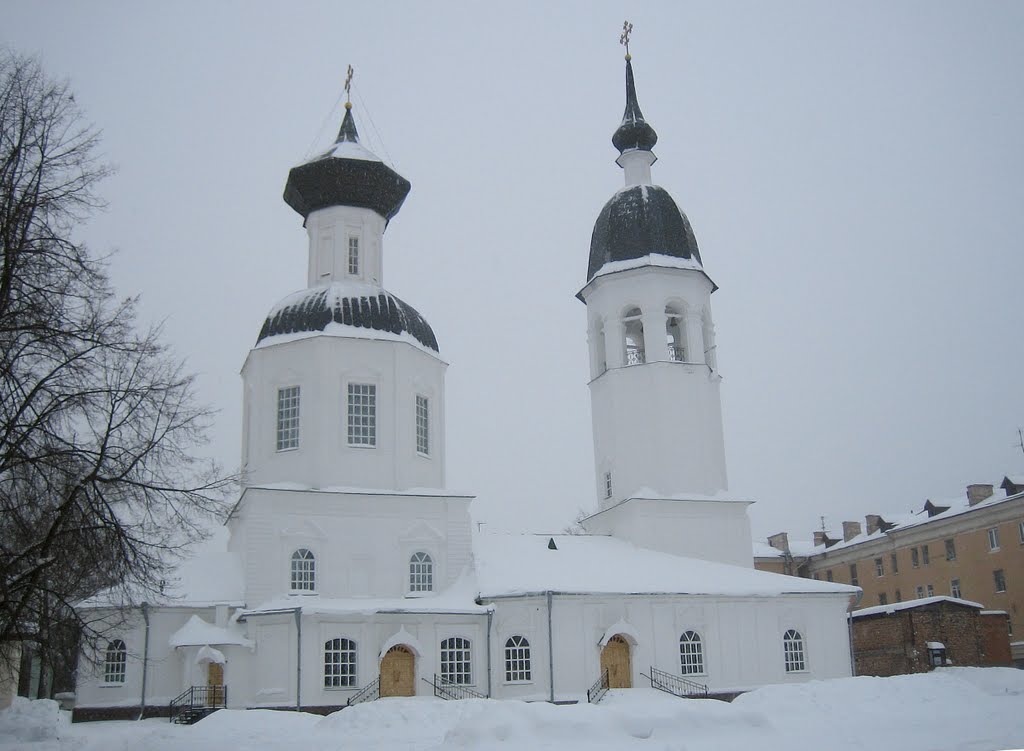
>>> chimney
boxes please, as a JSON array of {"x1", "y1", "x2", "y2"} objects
[
  {"x1": 967, "y1": 484, "x2": 994, "y2": 507},
  {"x1": 813, "y1": 530, "x2": 828, "y2": 547},
  {"x1": 842, "y1": 521, "x2": 862, "y2": 542},
  {"x1": 767, "y1": 532, "x2": 790, "y2": 553},
  {"x1": 866, "y1": 515, "x2": 882, "y2": 535}
]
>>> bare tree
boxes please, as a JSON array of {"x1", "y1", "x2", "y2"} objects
[{"x1": 0, "y1": 51, "x2": 232, "y2": 691}]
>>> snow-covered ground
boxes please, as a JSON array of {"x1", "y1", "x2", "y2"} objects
[{"x1": 4, "y1": 668, "x2": 1024, "y2": 751}]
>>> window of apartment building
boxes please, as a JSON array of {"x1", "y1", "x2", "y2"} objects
[
  {"x1": 826, "y1": 569, "x2": 833, "y2": 582},
  {"x1": 927, "y1": 584, "x2": 934, "y2": 597},
  {"x1": 276, "y1": 386, "x2": 300, "y2": 451},
  {"x1": 894, "y1": 589, "x2": 902, "y2": 602},
  {"x1": 945, "y1": 538, "x2": 956, "y2": 561},
  {"x1": 415, "y1": 395, "x2": 430, "y2": 455},
  {"x1": 922, "y1": 544, "x2": 930, "y2": 565},
  {"x1": 911, "y1": 547, "x2": 919, "y2": 568},
  {"x1": 874, "y1": 557, "x2": 884, "y2": 577},
  {"x1": 813, "y1": 573, "x2": 820, "y2": 580},
  {"x1": 347, "y1": 383, "x2": 376, "y2": 446},
  {"x1": 915, "y1": 585, "x2": 925, "y2": 599},
  {"x1": 849, "y1": 564, "x2": 859, "y2": 586},
  {"x1": 878, "y1": 593, "x2": 888, "y2": 605},
  {"x1": 1019, "y1": 520, "x2": 1024, "y2": 545},
  {"x1": 994, "y1": 569, "x2": 1007, "y2": 593},
  {"x1": 988, "y1": 527, "x2": 1000, "y2": 551},
  {"x1": 890, "y1": 553, "x2": 899, "y2": 574},
  {"x1": 951, "y1": 578, "x2": 961, "y2": 599}
]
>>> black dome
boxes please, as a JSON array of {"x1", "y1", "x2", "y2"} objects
[
  {"x1": 612, "y1": 59, "x2": 658, "y2": 154},
  {"x1": 257, "y1": 284, "x2": 439, "y2": 352},
  {"x1": 587, "y1": 185, "x2": 702, "y2": 281}
]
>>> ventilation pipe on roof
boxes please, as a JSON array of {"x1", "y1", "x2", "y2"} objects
[
  {"x1": 767, "y1": 532, "x2": 790, "y2": 553},
  {"x1": 842, "y1": 521, "x2": 861, "y2": 542},
  {"x1": 967, "y1": 484, "x2": 994, "y2": 507}
]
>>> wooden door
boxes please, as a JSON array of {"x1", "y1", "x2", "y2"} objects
[
  {"x1": 379, "y1": 646, "x2": 415, "y2": 697},
  {"x1": 206, "y1": 662, "x2": 224, "y2": 706},
  {"x1": 600, "y1": 635, "x2": 632, "y2": 689}
]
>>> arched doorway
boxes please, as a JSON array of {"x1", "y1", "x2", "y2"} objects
[
  {"x1": 379, "y1": 645, "x2": 415, "y2": 697},
  {"x1": 600, "y1": 635, "x2": 632, "y2": 689},
  {"x1": 206, "y1": 661, "x2": 224, "y2": 706}
]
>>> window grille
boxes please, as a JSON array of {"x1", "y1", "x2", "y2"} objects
[
  {"x1": 504, "y1": 636, "x2": 531, "y2": 682},
  {"x1": 409, "y1": 552, "x2": 433, "y2": 592},
  {"x1": 783, "y1": 630, "x2": 805, "y2": 672},
  {"x1": 440, "y1": 637, "x2": 472, "y2": 685},
  {"x1": 679, "y1": 631, "x2": 705, "y2": 675},
  {"x1": 347, "y1": 384, "x2": 376, "y2": 446},
  {"x1": 324, "y1": 638, "x2": 357, "y2": 688},
  {"x1": 104, "y1": 639, "x2": 127, "y2": 684},
  {"x1": 276, "y1": 386, "x2": 300, "y2": 451},
  {"x1": 415, "y1": 395, "x2": 429, "y2": 455},
  {"x1": 291, "y1": 548, "x2": 316, "y2": 591},
  {"x1": 348, "y1": 236, "x2": 359, "y2": 275}
]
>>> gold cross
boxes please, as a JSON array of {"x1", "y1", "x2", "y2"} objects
[
  {"x1": 344, "y1": 65, "x2": 354, "y2": 106},
  {"x1": 620, "y1": 21, "x2": 633, "y2": 59}
]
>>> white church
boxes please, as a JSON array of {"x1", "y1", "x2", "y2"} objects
[{"x1": 73, "y1": 54, "x2": 858, "y2": 720}]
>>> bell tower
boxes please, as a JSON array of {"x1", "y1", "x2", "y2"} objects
[{"x1": 579, "y1": 39, "x2": 752, "y2": 568}]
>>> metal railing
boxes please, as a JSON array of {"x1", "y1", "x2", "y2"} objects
[
  {"x1": 668, "y1": 346, "x2": 686, "y2": 362},
  {"x1": 626, "y1": 347, "x2": 646, "y2": 366},
  {"x1": 169, "y1": 685, "x2": 227, "y2": 724},
  {"x1": 346, "y1": 676, "x2": 380, "y2": 706},
  {"x1": 645, "y1": 666, "x2": 708, "y2": 698},
  {"x1": 427, "y1": 674, "x2": 487, "y2": 700},
  {"x1": 587, "y1": 668, "x2": 609, "y2": 704}
]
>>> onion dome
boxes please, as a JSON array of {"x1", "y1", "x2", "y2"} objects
[
  {"x1": 257, "y1": 282, "x2": 438, "y2": 352},
  {"x1": 612, "y1": 59, "x2": 658, "y2": 154},
  {"x1": 587, "y1": 185, "x2": 702, "y2": 282},
  {"x1": 283, "y1": 105, "x2": 411, "y2": 222}
]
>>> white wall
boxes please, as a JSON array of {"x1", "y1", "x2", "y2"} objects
[{"x1": 305, "y1": 206, "x2": 386, "y2": 288}]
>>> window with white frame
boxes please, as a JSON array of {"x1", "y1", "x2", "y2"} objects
[
  {"x1": 347, "y1": 383, "x2": 376, "y2": 446},
  {"x1": 348, "y1": 236, "x2": 359, "y2": 275},
  {"x1": 415, "y1": 395, "x2": 429, "y2": 455},
  {"x1": 324, "y1": 637, "x2": 357, "y2": 688},
  {"x1": 409, "y1": 551, "x2": 433, "y2": 592},
  {"x1": 290, "y1": 548, "x2": 316, "y2": 592},
  {"x1": 926, "y1": 584, "x2": 934, "y2": 597},
  {"x1": 103, "y1": 639, "x2": 127, "y2": 684},
  {"x1": 604, "y1": 471, "x2": 612, "y2": 499},
  {"x1": 679, "y1": 631, "x2": 705, "y2": 675},
  {"x1": 951, "y1": 578, "x2": 961, "y2": 599},
  {"x1": 504, "y1": 636, "x2": 531, "y2": 683},
  {"x1": 276, "y1": 386, "x2": 300, "y2": 451},
  {"x1": 440, "y1": 637, "x2": 472, "y2": 685},
  {"x1": 988, "y1": 527, "x2": 1000, "y2": 551},
  {"x1": 915, "y1": 585, "x2": 925, "y2": 599},
  {"x1": 874, "y1": 557, "x2": 884, "y2": 577},
  {"x1": 783, "y1": 630, "x2": 805, "y2": 672}
]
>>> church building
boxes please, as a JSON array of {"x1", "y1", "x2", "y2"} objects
[{"x1": 73, "y1": 52, "x2": 858, "y2": 720}]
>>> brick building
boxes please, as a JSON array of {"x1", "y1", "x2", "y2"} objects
[
  {"x1": 850, "y1": 596, "x2": 1011, "y2": 676},
  {"x1": 755, "y1": 476, "x2": 1024, "y2": 665}
]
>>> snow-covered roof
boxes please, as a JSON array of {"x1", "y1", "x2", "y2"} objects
[
  {"x1": 851, "y1": 595, "x2": 984, "y2": 619},
  {"x1": 812, "y1": 486, "x2": 1023, "y2": 555},
  {"x1": 926, "y1": 641, "x2": 946, "y2": 650},
  {"x1": 169, "y1": 615, "x2": 253, "y2": 648},
  {"x1": 475, "y1": 534, "x2": 858, "y2": 599}
]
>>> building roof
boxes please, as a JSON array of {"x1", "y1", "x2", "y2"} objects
[
  {"x1": 282, "y1": 106, "x2": 411, "y2": 221},
  {"x1": 256, "y1": 280, "x2": 439, "y2": 352},
  {"x1": 851, "y1": 595, "x2": 984, "y2": 619},
  {"x1": 475, "y1": 533, "x2": 858, "y2": 599},
  {"x1": 169, "y1": 615, "x2": 253, "y2": 648}
]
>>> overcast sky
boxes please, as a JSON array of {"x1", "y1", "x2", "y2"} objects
[{"x1": 6, "y1": 1, "x2": 1024, "y2": 543}]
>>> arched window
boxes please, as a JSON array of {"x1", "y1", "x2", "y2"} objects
[
  {"x1": 504, "y1": 635, "x2": 531, "y2": 683},
  {"x1": 440, "y1": 637, "x2": 472, "y2": 685},
  {"x1": 623, "y1": 307, "x2": 645, "y2": 365},
  {"x1": 290, "y1": 548, "x2": 315, "y2": 592},
  {"x1": 665, "y1": 306, "x2": 686, "y2": 362},
  {"x1": 679, "y1": 630, "x2": 705, "y2": 675},
  {"x1": 409, "y1": 552, "x2": 433, "y2": 592},
  {"x1": 104, "y1": 639, "x2": 126, "y2": 684},
  {"x1": 783, "y1": 629, "x2": 805, "y2": 672},
  {"x1": 324, "y1": 637, "x2": 357, "y2": 688}
]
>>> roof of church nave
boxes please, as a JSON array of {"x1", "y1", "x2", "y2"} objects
[
  {"x1": 587, "y1": 56, "x2": 704, "y2": 283},
  {"x1": 256, "y1": 280, "x2": 439, "y2": 352}
]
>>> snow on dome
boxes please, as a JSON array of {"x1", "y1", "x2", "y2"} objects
[
  {"x1": 256, "y1": 280, "x2": 439, "y2": 353},
  {"x1": 474, "y1": 534, "x2": 858, "y2": 598}
]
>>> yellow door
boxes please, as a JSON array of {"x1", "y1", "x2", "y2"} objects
[
  {"x1": 206, "y1": 662, "x2": 224, "y2": 706},
  {"x1": 600, "y1": 635, "x2": 632, "y2": 689},
  {"x1": 379, "y1": 646, "x2": 415, "y2": 697}
]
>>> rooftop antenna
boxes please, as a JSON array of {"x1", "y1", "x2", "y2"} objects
[
  {"x1": 619, "y1": 20, "x2": 633, "y2": 60},
  {"x1": 344, "y1": 64, "x2": 354, "y2": 110},
  {"x1": 819, "y1": 515, "x2": 827, "y2": 532}
]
